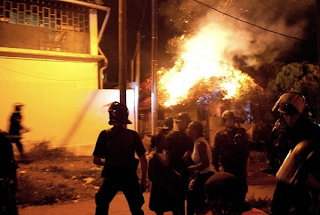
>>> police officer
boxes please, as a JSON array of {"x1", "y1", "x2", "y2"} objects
[
  {"x1": 162, "y1": 117, "x2": 173, "y2": 135},
  {"x1": 8, "y1": 103, "x2": 29, "y2": 158},
  {"x1": 269, "y1": 92, "x2": 320, "y2": 215},
  {"x1": 212, "y1": 110, "x2": 249, "y2": 204},
  {"x1": 166, "y1": 112, "x2": 194, "y2": 215},
  {"x1": 93, "y1": 102, "x2": 147, "y2": 215},
  {"x1": 0, "y1": 129, "x2": 18, "y2": 215}
]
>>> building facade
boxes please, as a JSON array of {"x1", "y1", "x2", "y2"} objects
[{"x1": 0, "y1": 0, "x2": 135, "y2": 155}]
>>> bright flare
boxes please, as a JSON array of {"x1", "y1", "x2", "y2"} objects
[{"x1": 158, "y1": 22, "x2": 258, "y2": 107}]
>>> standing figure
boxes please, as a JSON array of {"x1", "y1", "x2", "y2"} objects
[
  {"x1": 203, "y1": 172, "x2": 268, "y2": 215},
  {"x1": 93, "y1": 102, "x2": 147, "y2": 215},
  {"x1": 149, "y1": 117, "x2": 173, "y2": 150},
  {"x1": 162, "y1": 117, "x2": 174, "y2": 135},
  {"x1": 0, "y1": 129, "x2": 18, "y2": 215},
  {"x1": 186, "y1": 121, "x2": 214, "y2": 215},
  {"x1": 212, "y1": 110, "x2": 249, "y2": 204},
  {"x1": 8, "y1": 103, "x2": 29, "y2": 157},
  {"x1": 269, "y1": 92, "x2": 320, "y2": 215},
  {"x1": 148, "y1": 131, "x2": 183, "y2": 215},
  {"x1": 166, "y1": 112, "x2": 194, "y2": 214}
]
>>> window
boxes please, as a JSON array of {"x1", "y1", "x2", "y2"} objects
[{"x1": 0, "y1": 0, "x2": 89, "y2": 33}]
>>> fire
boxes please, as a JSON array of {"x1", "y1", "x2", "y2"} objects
[{"x1": 158, "y1": 21, "x2": 259, "y2": 107}]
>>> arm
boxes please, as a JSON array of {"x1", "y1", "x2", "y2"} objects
[
  {"x1": 188, "y1": 142, "x2": 209, "y2": 173},
  {"x1": 139, "y1": 154, "x2": 147, "y2": 192},
  {"x1": 93, "y1": 156, "x2": 105, "y2": 166},
  {"x1": 183, "y1": 150, "x2": 192, "y2": 163},
  {"x1": 92, "y1": 130, "x2": 107, "y2": 165}
]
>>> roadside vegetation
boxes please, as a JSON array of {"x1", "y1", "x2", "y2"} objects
[
  {"x1": 15, "y1": 141, "x2": 103, "y2": 206},
  {"x1": 15, "y1": 141, "x2": 273, "y2": 214}
]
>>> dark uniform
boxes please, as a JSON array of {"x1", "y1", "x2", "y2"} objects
[
  {"x1": 269, "y1": 92, "x2": 320, "y2": 215},
  {"x1": 93, "y1": 126, "x2": 146, "y2": 215},
  {"x1": 0, "y1": 130, "x2": 18, "y2": 215},
  {"x1": 9, "y1": 111, "x2": 23, "y2": 155},
  {"x1": 166, "y1": 130, "x2": 194, "y2": 214},
  {"x1": 212, "y1": 126, "x2": 249, "y2": 201},
  {"x1": 270, "y1": 117, "x2": 320, "y2": 215}
]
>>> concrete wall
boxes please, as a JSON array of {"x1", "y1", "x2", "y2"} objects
[{"x1": 0, "y1": 56, "x2": 135, "y2": 156}]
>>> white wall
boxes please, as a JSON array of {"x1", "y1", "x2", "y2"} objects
[
  {"x1": 0, "y1": 57, "x2": 135, "y2": 156},
  {"x1": 0, "y1": 87, "x2": 135, "y2": 156}
]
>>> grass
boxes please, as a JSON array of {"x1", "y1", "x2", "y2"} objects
[
  {"x1": 24, "y1": 141, "x2": 74, "y2": 162},
  {"x1": 15, "y1": 141, "x2": 274, "y2": 213},
  {"x1": 15, "y1": 141, "x2": 102, "y2": 206},
  {"x1": 16, "y1": 175, "x2": 75, "y2": 206},
  {"x1": 247, "y1": 195, "x2": 272, "y2": 214}
]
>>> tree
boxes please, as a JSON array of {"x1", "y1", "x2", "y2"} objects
[{"x1": 267, "y1": 61, "x2": 320, "y2": 121}]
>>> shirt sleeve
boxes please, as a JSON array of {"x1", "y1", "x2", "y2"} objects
[
  {"x1": 92, "y1": 130, "x2": 107, "y2": 158},
  {"x1": 132, "y1": 130, "x2": 146, "y2": 157}
]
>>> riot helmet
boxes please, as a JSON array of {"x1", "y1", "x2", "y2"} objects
[
  {"x1": 176, "y1": 112, "x2": 191, "y2": 124},
  {"x1": 272, "y1": 92, "x2": 306, "y2": 115},
  {"x1": 108, "y1": 101, "x2": 132, "y2": 125},
  {"x1": 222, "y1": 110, "x2": 236, "y2": 121},
  {"x1": 164, "y1": 117, "x2": 173, "y2": 130},
  {"x1": 14, "y1": 103, "x2": 24, "y2": 112}
]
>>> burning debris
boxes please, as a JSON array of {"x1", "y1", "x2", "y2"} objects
[
  {"x1": 157, "y1": 22, "x2": 259, "y2": 107},
  {"x1": 155, "y1": 0, "x2": 314, "y2": 108}
]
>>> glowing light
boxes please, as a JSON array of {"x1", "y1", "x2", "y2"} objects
[{"x1": 157, "y1": 21, "x2": 259, "y2": 107}]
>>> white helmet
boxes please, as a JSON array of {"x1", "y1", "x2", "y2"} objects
[{"x1": 272, "y1": 92, "x2": 306, "y2": 115}]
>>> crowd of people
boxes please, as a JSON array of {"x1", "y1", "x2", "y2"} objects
[
  {"x1": 92, "y1": 92, "x2": 320, "y2": 215},
  {"x1": 2, "y1": 91, "x2": 320, "y2": 215}
]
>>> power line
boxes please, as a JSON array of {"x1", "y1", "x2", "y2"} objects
[
  {"x1": 256, "y1": 0, "x2": 305, "y2": 30},
  {"x1": 193, "y1": 0, "x2": 308, "y2": 42}
]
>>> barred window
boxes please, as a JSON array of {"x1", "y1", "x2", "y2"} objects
[
  {"x1": 0, "y1": 0, "x2": 89, "y2": 33},
  {"x1": 0, "y1": 0, "x2": 91, "y2": 53}
]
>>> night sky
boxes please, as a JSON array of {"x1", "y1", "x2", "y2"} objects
[{"x1": 99, "y1": 0, "x2": 318, "y2": 89}]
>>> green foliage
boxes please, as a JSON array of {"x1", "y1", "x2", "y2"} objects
[{"x1": 267, "y1": 61, "x2": 320, "y2": 122}]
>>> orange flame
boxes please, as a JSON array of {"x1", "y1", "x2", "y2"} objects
[{"x1": 158, "y1": 22, "x2": 259, "y2": 107}]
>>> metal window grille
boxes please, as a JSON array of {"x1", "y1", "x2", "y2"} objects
[
  {"x1": 0, "y1": 0, "x2": 90, "y2": 53},
  {"x1": 0, "y1": 0, "x2": 89, "y2": 33}
]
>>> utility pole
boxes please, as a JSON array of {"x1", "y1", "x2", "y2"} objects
[
  {"x1": 119, "y1": 0, "x2": 127, "y2": 104},
  {"x1": 135, "y1": 31, "x2": 141, "y2": 131},
  {"x1": 151, "y1": 0, "x2": 158, "y2": 135},
  {"x1": 317, "y1": 0, "x2": 320, "y2": 65}
]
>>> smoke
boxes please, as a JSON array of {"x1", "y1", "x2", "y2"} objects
[{"x1": 158, "y1": 0, "x2": 316, "y2": 84}]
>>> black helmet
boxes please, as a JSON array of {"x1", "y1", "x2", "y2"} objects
[
  {"x1": 108, "y1": 101, "x2": 132, "y2": 125},
  {"x1": 164, "y1": 117, "x2": 173, "y2": 130},
  {"x1": 176, "y1": 112, "x2": 191, "y2": 124},
  {"x1": 14, "y1": 103, "x2": 24, "y2": 111},
  {"x1": 272, "y1": 92, "x2": 306, "y2": 115},
  {"x1": 222, "y1": 110, "x2": 236, "y2": 120}
]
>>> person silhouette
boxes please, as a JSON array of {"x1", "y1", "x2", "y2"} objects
[{"x1": 8, "y1": 103, "x2": 29, "y2": 158}]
